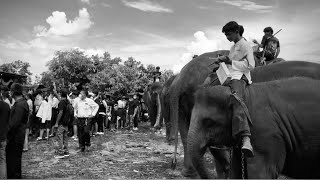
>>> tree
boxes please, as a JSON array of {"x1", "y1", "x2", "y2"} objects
[
  {"x1": 0, "y1": 60, "x2": 32, "y2": 84},
  {"x1": 88, "y1": 57, "x2": 151, "y2": 96},
  {"x1": 47, "y1": 49, "x2": 95, "y2": 88},
  {"x1": 161, "y1": 69, "x2": 174, "y2": 83},
  {"x1": 0, "y1": 60, "x2": 32, "y2": 76}
]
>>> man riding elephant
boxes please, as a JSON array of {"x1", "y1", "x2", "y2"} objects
[
  {"x1": 217, "y1": 21, "x2": 255, "y2": 157},
  {"x1": 143, "y1": 67, "x2": 163, "y2": 130},
  {"x1": 253, "y1": 27, "x2": 281, "y2": 65},
  {"x1": 188, "y1": 77, "x2": 320, "y2": 178}
]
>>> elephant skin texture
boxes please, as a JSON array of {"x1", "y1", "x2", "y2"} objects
[
  {"x1": 168, "y1": 52, "x2": 320, "y2": 178},
  {"x1": 190, "y1": 77, "x2": 320, "y2": 179},
  {"x1": 160, "y1": 75, "x2": 177, "y2": 142}
]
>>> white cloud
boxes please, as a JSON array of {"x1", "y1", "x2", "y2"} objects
[
  {"x1": 217, "y1": 0, "x2": 273, "y2": 13},
  {"x1": 73, "y1": 47, "x2": 106, "y2": 57},
  {"x1": 122, "y1": 0, "x2": 173, "y2": 13},
  {"x1": 173, "y1": 31, "x2": 231, "y2": 74},
  {"x1": 120, "y1": 30, "x2": 184, "y2": 52},
  {"x1": 81, "y1": 0, "x2": 90, "y2": 4},
  {"x1": 34, "y1": 8, "x2": 93, "y2": 37}
]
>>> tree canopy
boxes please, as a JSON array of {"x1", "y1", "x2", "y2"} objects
[
  {"x1": 0, "y1": 60, "x2": 32, "y2": 84},
  {"x1": 37, "y1": 49, "x2": 174, "y2": 96}
]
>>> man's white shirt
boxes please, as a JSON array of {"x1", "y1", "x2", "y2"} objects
[
  {"x1": 228, "y1": 38, "x2": 255, "y2": 84},
  {"x1": 74, "y1": 97, "x2": 99, "y2": 118}
]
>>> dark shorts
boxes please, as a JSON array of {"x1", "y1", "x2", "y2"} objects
[{"x1": 40, "y1": 120, "x2": 50, "y2": 129}]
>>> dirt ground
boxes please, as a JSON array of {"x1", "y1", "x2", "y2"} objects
[{"x1": 22, "y1": 122, "x2": 216, "y2": 179}]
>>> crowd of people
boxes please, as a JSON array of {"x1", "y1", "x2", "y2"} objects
[{"x1": 0, "y1": 83, "x2": 148, "y2": 179}]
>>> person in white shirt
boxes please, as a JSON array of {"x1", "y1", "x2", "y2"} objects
[
  {"x1": 73, "y1": 89, "x2": 99, "y2": 152},
  {"x1": 36, "y1": 91, "x2": 52, "y2": 141},
  {"x1": 217, "y1": 21, "x2": 255, "y2": 157},
  {"x1": 69, "y1": 91, "x2": 80, "y2": 141},
  {"x1": 117, "y1": 96, "x2": 127, "y2": 129}
]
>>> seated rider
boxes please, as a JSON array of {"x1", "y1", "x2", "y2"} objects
[
  {"x1": 217, "y1": 21, "x2": 255, "y2": 157},
  {"x1": 253, "y1": 27, "x2": 280, "y2": 63}
]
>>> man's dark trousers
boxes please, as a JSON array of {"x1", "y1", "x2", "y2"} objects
[{"x1": 77, "y1": 118, "x2": 92, "y2": 150}]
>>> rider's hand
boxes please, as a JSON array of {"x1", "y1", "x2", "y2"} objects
[
  {"x1": 218, "y1": 56, "x2": 231, "y2": 64},
  {"x1": 217, "y1": 56, "x2": 227, "y2": 63}
]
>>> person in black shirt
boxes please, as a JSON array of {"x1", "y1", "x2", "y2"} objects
[
  {"x1": 130, "y1": 94, "x2": 140, "y2": 131},
  {"x1": 95, "y1": 93, "x2": 107, "y2": 134},
  {"x1": 6, "y1": 83, "x2": 29, "y2": 179},
  {"x1": 0, "y1": 86, "x2": 10, "y2": 179},
  {"x1": 54, "y1": 88, "x2": 70, "y2": 159}
]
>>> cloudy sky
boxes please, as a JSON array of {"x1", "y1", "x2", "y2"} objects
[{"x1": 1, "y1": 0, "x2": 320, "y2": 77}]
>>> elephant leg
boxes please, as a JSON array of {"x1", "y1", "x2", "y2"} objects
[
  {"x1": 179, "y1": 111, "x2": 198, "y2": 178},
  {"x1": 209, "y1": 147, "x2": 231, "y2": 178}
]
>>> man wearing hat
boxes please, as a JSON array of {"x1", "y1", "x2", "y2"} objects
[{"x1": 6, "y1": 83, "x2": 29, "y2": 178}]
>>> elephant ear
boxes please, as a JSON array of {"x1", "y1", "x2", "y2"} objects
[{"x1": 228, "y1": 93, "x2": 253, "y2": 126}]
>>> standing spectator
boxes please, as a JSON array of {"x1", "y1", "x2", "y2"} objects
[
  {"x1": 104, "y1": 94, "x2": 113, "y2": 131},
  {"x1": 54, "y1": 88, "x2": 71, "y2": 159},
  {"x1": 3, "y1": 91, "x2": 15, "y2": 108},
  {"x1": 23, "y1": 93, "x2": 33, "y2": 151},
  {"x1": 0, "y1": 86, "x2": 10, "y2": 179},
  {"x1": 117, "y1": 96, "x2": 127, "y2": 129},
  {"x1": 91, "y1": 92, "x2": 99, "y2": 136},
  {"x1": 70, "y1": 91, "x2": 80, "y2": 141},
  {"x1": 95, "y1": 93, "x2": 107, "y2": 135},
  {"x1": 74, "y1": 89, "x2": 99, "y2": 152},
  {"x1": 6, "y1": 83, "x2": 29, "y2": 179},
  {"x1": 112, "y1": 103, "x2": 121, "y2": 131},
  {"x1": 49, "y1": 91, "x2": 59, "y2": 137},
  {"x1": 36, "y1": 91, "x2": 52, "y2": 141},
  {"x1": 33, "y1": 90, "x2": 43, "y2": 137},
  {"x1": 107, "y1": 96, "x2": 116, "y2": 131},
  {"x1": 131, "y1": 94, "x2": 140, "y2": 131},
  {"x1": 127, "y1": 95, "x2": 134, "y2": 128}
]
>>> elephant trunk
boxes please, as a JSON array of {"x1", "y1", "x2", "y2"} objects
[
  {"x1": 154, "y1": 93, "x2": 162, "y2": 129},
  {"x1": 188, "y1": 128, "x2": 212, "y2": 179}
]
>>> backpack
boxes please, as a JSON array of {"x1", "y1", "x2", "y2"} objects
[{"x1": 61, "y1": 99, "x2": 74, "y2": 125}]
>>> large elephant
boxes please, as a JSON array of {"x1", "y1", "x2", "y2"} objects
[
  {"x1": 143, "y1": 82, "x2": 163, "y2": 128},
  {"x1": 168, "y1": 53, "x2": 320, "y2": 178},
  {"x1": 160, "y1": 75, "x2": 178, "y2": 142},
  {"x1": 189, "y1": 77, "x2": 320, "y2": 178}
]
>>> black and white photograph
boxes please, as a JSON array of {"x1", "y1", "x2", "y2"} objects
[{"x1": 1, "y1": 0, "x2": 320, "y2": 179}]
